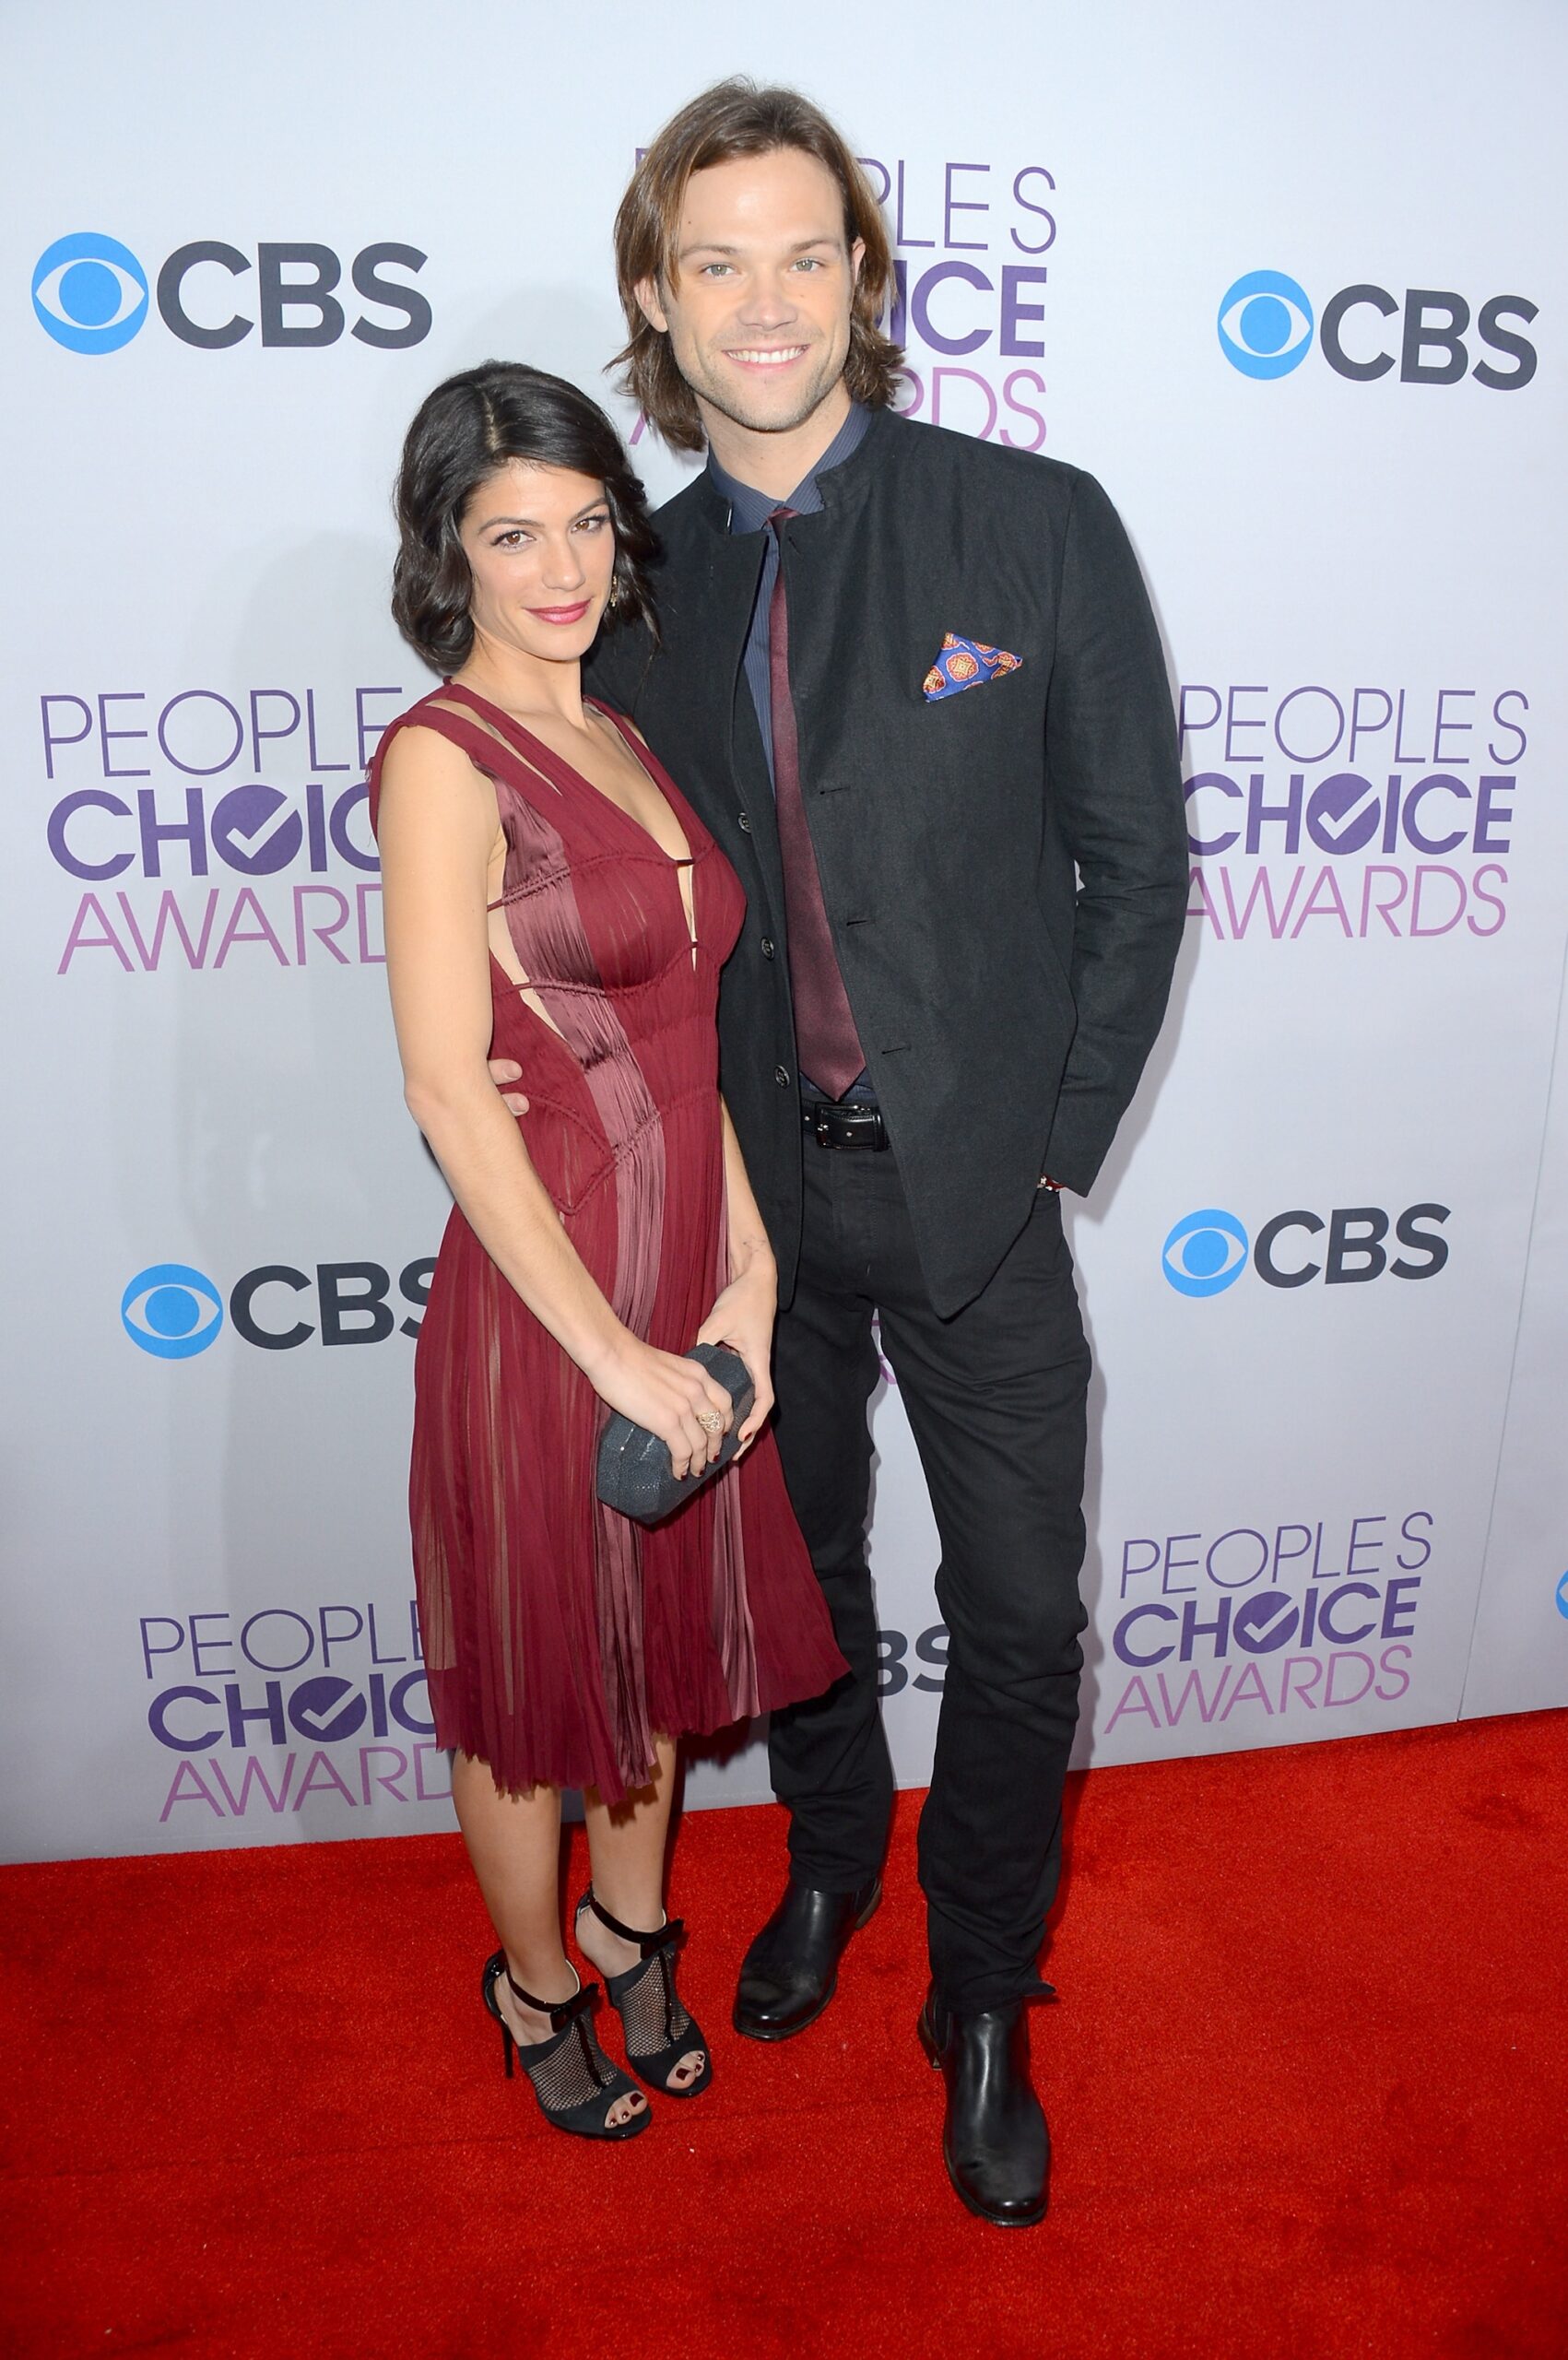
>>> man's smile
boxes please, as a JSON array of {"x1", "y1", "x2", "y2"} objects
[{"x1": 725, "y1": 344, "x2": 808, "y2": 369}]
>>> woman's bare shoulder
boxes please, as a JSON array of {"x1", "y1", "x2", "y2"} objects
[{"x1": 379, "y1": 706, "x2": 489, "y2": 793}]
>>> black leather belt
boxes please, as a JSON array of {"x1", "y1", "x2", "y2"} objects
[{"x1": 802, "y1": 1099, "x2": 889, "y2": 1150}]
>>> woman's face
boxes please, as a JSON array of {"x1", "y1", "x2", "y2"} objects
[{"x1": 459, "y1": 460, "x2": 616, "y2": 667}]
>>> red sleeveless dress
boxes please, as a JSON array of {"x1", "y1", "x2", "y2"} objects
[{"x1": 369, "y1": 683, "x2": 844, "y2": 1801}]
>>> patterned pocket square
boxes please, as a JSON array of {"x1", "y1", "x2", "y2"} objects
[{"x1": 922, "y1": 631, "x2": 1023, "y2": 701}]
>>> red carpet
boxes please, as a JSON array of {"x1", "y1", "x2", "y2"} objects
[{"x1": 4, "y1": 1711, "x2": 1567, "y2": 2360}]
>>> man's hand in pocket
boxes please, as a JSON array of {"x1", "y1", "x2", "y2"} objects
[{"x1": 488, "y1": 1057, "x2": 529, "y2": 1115}]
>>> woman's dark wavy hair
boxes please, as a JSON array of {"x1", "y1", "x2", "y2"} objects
[{"x1": 391, "y1": 360, "x2": 658, "y2": 674}]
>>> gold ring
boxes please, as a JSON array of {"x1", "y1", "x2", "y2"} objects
[{"x1": 696, "y1": 1410, "x2": 725, "y2": 1434}]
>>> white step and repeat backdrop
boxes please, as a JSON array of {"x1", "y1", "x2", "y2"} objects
[{"x1": 4, "y1": 1, "x2": 1564, "y2": 1861}]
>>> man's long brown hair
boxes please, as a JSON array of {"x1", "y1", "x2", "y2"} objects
[{"x1": 612, "y1": 79, "x2": 905, "y2": 454}]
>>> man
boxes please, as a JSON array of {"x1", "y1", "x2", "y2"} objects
[{"x1": 497, "y1": 80, "x2": 1186, "y2": 2226}]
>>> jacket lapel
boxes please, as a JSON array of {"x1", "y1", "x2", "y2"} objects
[
  {"x1": 726, "y1": 659, "x2": 786, "y2": 938},
  {"x1": 676, "y1": 513, "x2": 786, "y2": 936}
]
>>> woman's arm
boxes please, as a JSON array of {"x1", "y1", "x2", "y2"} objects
[
  {"x1": 694, "y1": 1100, "x2": 779, "y2": 1452},
  {"x1": 377, "y1": 724, "x2": 732, "y2": 1475}
]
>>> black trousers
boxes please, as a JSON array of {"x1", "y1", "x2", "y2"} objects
[{"x1": 768, "y1": 1135, "x2": 1091, "y2": 2013}]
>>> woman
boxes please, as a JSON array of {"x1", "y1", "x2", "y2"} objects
[{"x1": 371, "y1": 360, "x2": 844, "y2": 2141}]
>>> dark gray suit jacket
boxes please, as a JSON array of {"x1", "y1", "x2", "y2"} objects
[{"x1": 586, "y1": 405, "x2": 1186, "y2": 1318}]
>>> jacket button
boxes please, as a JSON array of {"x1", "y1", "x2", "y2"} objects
[
  {"x1": 774, "y1": 1065, "x2": 791, "y2": 1088},
  {"x1": 760, "y1": 937, "x2": 775, "y2": 959},
  {"x1": 737, "y1": 811, "x2": 752, "y2": 833}
]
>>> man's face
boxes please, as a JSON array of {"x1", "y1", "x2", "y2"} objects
[{"x1": 636, "y1": 147, "x2": 864, "y2": 439}]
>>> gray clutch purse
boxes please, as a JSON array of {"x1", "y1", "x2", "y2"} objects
[{"x1": 595, "y1": 1342, "x2": 756, "y2": 1527}]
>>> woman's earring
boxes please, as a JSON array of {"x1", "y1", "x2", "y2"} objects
[{"x1": 607, "y1": 575, "x2": 621, "y2": 610}]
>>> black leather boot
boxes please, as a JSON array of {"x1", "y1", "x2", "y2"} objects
[
  {"x1": 918, "y1": 1981, "x2": 1053, "y2": 2226},
  {"x1": 731, "y1": 1874, "x2": 882, "y2": 2040}
]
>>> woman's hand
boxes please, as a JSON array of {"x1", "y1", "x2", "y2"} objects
[
  {"x1": 694, "y1": 1258, "x2": 777, "y2": 1454},
  {"x1": 588, "y1": 1333, "x2": 736, "y2": 1481}
]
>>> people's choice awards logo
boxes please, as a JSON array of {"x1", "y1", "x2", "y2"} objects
[
  {"x1": 1217, "y1": 271, "x2": 1315, "y2": 380},
  {"x1": 1162, "y1": 1210, "x2": 1251, "y2": 1297},
  {"x1": 1179, "y1": 679, "x2": 1527, "y2": 948},
  {"x1": 1555, "y1": 1569, "x2": 1568, "y2": 1622},
  {"x1": 122, "y1": 1264, "x2": 224, "y2": 1358},
  {"x1": 205, "y1": 785, "x2": 305, "y2": 877},
  {"x1": 33, "y1": 232, "x2": 149, "y2": 353}
]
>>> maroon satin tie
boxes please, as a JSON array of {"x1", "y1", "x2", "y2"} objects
[{"x1": 767, "y1": 509, "x2": 866, "y2": 1101}]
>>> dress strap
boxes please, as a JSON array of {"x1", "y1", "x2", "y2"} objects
[
  {"x1": 436, "y1": 682, "x2": 583, "y2": 799},
  {"x1": 587, "y1": 699, "x2": 712, "y2": 860},
  {"x1": 366, "y1": 689, "x2": 575, "y2": 843}
]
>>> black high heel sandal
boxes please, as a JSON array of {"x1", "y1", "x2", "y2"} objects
[
  {"x1": 480, "y1": 1953, "x2": 650, "y2": 2141},
  {"x1": 575, "y1": 1887, "x2": 713, "y2": 2099}
]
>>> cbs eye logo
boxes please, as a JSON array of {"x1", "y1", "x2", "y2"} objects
[
  {"x1": 32, "y1": 230, "x2": 430, "y2": 355},
  {"x1": 1218, "y1": 266, "x2": 1538, "y2": 388},
  {"x1": 121, "y1": 1264, "x2": 224, "y2": 1359},
  {"x1": 1161, "y1": 1210, "x2": 1250, "y2": 1297},
  {"x1": 1162, "y1": 1203, "x2": 1450, "y2": 1295},
  {"x1": 33, "y1": 232, "x2": 149, "y2": 354},
  {"x1": 1217, "y1": 270, "x2": 1315, "y2": 380}
]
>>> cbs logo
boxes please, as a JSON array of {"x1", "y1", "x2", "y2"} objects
[
  {"x1": 33, "y1": 231, "x2": 430, "y2": 354},
  {"x1": 877, "y1": 1625, "x2": 949, "y2": 1695},
  {"x1": 1161, "y1": 1205, "x2": 1450, "y2": 1297},
  {"x1": 1218, "y1": 269, "x2": 1536, "y2": 389},
  {"x1": 122, "y1": 1259, "x2": 434, "y2": 1357},
  {"x1": 120, "y1": 1264, "x2": 224, "y2": 1360}
]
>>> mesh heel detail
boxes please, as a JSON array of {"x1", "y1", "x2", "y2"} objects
[
  {"x1": 616, "y1": 1949, "x2": 694, "y2": 2063},
  {"x1": 524, "y1": 2016, "x2": 620, "y2": 2115},
  {"x1": 480, "y1": 1952, "x2": 648, "y2": 2140},
  {"x1": 577, "y1": 1890, "x2": 713, "y2": 2100}
]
